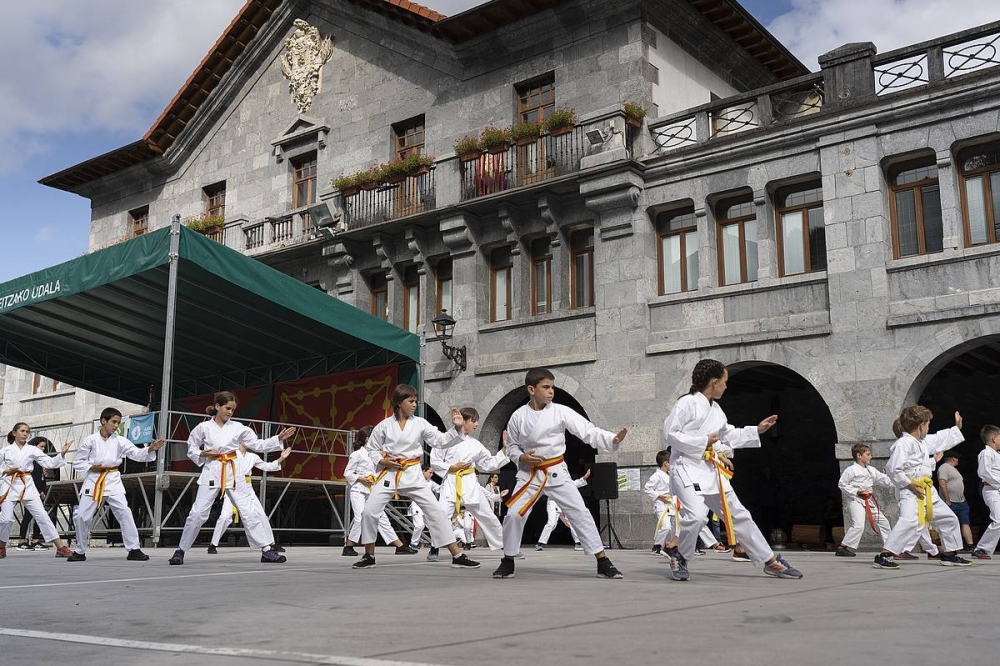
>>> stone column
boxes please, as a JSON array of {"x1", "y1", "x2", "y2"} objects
[{"x1": 818, "y1": 42, "x2": 877, "y2": 112}]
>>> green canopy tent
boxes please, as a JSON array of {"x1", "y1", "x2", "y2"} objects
[{"x1": 0, "y1": 219, "x2": 419, "y2": 543}]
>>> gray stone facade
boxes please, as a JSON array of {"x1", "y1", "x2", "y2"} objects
[{"x1": 42, "y1": 2, "x2": 1000, "y2": 548}]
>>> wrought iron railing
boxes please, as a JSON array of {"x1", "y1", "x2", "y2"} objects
[
  {"x1": 459, "y1": 127, "x2": 588, "y2": 201},
  {"x1": 874, "y1": 21, "x2": 1000, "y2": 96},
  {"x1": 341, "y1": 170, "x2": 436, "y2": 230}
]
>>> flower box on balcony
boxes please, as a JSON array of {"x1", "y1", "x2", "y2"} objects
[
  {"x1": 511, "y1": 120, "x2": 543, "y2": 146},
  {"x1": 186, "y1": 215, "x2": 226, "y2": 236},
  {"x1": 544, "y1": 107, "x2": 577, "y2": 137},
  {"x1": 454, "y1": 135, "x2": 481, "y2": 162},
  {"x1": 624, "y1": 101, "x2": 646, "y2": 129},
  {"x1": 480, "y1": 126, "x2": 511, "y2": 154}
]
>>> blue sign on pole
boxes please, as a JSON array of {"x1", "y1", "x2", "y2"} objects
[{"x1": 127, "y1": 413, "x2": 156, "y2": 445}]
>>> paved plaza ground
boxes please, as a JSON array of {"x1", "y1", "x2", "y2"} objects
[{"x1": 0, "y1": 545, "x2": 989, "y2": 665}]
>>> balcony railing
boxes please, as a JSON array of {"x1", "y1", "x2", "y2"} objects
[
  {"x1": 459, "y1": 127, "x2": 588, "y2": 201},
  {"x1": 341, "y1": 171, "x2": 436, "y2": 230}
]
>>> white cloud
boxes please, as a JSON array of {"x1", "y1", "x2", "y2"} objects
[
  {"x1": 768, "y1": 0, "x2": 1000, "y2": 71},
  {"x1": 33, "y1": 226, "x2": 56, "y2": 244},
  {"x1": 0, "y1": 0, "x2": 244, "y2": 174}
]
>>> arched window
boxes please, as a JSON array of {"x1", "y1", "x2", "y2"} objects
[
  {"x1": 888, "y1": 157, "x2": 942, "y2": 257},
  {"x1": 959, "y1": 143, "x2": 1000, "y2": 247},
  {"x1": 716, "y1": 194, "x2": 757, "y2": 286}
]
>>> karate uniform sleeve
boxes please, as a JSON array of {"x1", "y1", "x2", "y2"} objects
[
  {"x1": 505, "y1": 412, "x2": 525, "y2": 467},
  {"x1": 718, "y1": 422, "x2": 761, "y2": 450},
  {"x1": 253, "y1": 458, "x2": 282, "y2": 473},
  {"x1": 980, "y1": 450, "x2": 1000, "y2": 488},
  {"x1": 344, "y1": 452, "x2": 362, "y2": 485},
  {"x1": 561, "y1": 405, "x2": 617, "y2": 454},
  {"x1": 31, "y1": 449, "x2": 66, "y2": 470},
  {"x1": 237, "y1": 425, "x2": 283, "y2": 454},
  {"x1": 663, "y1": 399, "x2": 710, "y2": 457},
  {"x1": 574, "y1": 477, "x2": 588, "y2": 488},
  {"x1": 72, "y1": 436, "x2": 94, "y2": 476},
  {"x1": 430, "y1": 446, "x2": 450, "y2": 478},
  {"x1": 187, "y1": 424, "x2": 207, "y2": 467},
  {"x1": 120, "y1": 438, "x2": 157, "y2": 464},
  {"x1": 643, "y1": 473, "x2": 661, "y2": 501},
  {"x1": 837, "y1": 466, "x2": 857, "y2": 495},
  {"x1": 472, "y1": 441, "x2": 509, "y2": 472},
  {"x1": 872, "y1": 467, "x2": 894, "y2": 489},
  {"x1": 419, "y1": 419, "x2": 465, "y2": 450},
  {"x1": 482, "y1": 485, "x2": 501, "y2": 502},
  {"x1": 367, "y1": 422, "x2": 388, "y2": 467},
  {"x1": 925, "y1": 426, "x2": 965, "y2": 455},
  {"x1": 885, "y1": 440, "x2": 912, "y2": 488}
]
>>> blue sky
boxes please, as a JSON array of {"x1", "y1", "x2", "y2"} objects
[{"x1": 0, "y1": 0, "x2": 995, "y2": 283}]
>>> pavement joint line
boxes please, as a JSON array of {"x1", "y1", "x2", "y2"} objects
[
  {"x1": 366, "y1": 563, "x2": 974, "y2": 659},
  {"x1": 0, "y1": 628, "x2": 454, "y2": 666},
  {"x1": 0, "y1": 567, "x2": 318, "y2": 590}
]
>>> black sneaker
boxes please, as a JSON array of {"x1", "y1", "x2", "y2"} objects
[
  {"x1": 872, "y1": 553, "x2": 898, "y2": 569},
  {"x1": 66, "y1": 551, "x2": 86, "y2": 562},
  {"x1": 15, "y1": 543, "x2": 34, "y2": 551},
  {"x1": 492, "y1": 556, "x2": 515, "y2": 578},
  {"x1": 835, "y1": 546, "x2": 855, "y2": 557},
  {"x1": 272, "y1": 544, "x2": 286, "y2": 553},
  {"x1": 940, "y1": 552, "x2": 973, "y2": 567},
  {"x1": 670, "y1": 555, "x2": 689, "y2": 581},
  {"x1": 395, "y1": 544, "x2": 419, "y2": 555},
  {"x1": 127, "y1": 549, "x2": 149, "y2": 561},
  {"x1": 168, "y1": 549, "x2": 185, "y2": 565},
  {"x1": 352, "y1": 553, "x2": 376, "y2": 569},
  {"x1": 342, "y1": 546, "x2": 358, "y2": 557},
  {"x1": 426, "y1": 547, "x2": 439, "y2": 562},
  {"x1": 731, "y1": 550, "x2": 751, "y2": 562},
  {"x1": 926, "y1": 552, "x2": 941, "y2": 560},
  {"x1": 596, "y1": 557, "x2": 623, "y2": 579},
  {"x1": 962, "y1": 544, "x2": 975, "y2": 553},
  {"x1": 261, "y1": 549, "x2": 287, "y2": 563},
  {"x1": 650, "y1": 544, "x2": 662, "y2": 556},
  {"x1": 207, "y1": 544, "x2": 218, "y2": 554},
  {"x1": 971, "y1": 548, "x2": 992, "y2": 560},
  {"x1": 451, "y1": 553, "x2": 481, "y2": 568}
]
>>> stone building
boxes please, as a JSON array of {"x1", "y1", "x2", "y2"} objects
[{"x1": 35, "y1": 0, "x2": 1000, "y2": 547}]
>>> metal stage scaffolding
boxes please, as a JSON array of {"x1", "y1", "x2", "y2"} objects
[{"x1": 23, "y1": 410, "x2": 420, "y2": 548}]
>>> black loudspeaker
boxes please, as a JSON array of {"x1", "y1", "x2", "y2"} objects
[{"x1": 590, "y1": 462, "x2": 619, "y2": 500}]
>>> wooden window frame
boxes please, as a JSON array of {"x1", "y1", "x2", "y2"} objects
[
  {"x1": 369, "y1": 274, "x2": 388, "y2": 322},
  {"x1": 435, "y1": 259, "x2": 453, "y2": 316},
  {"x1": 570, "y1": 229, "x2": 595, "y2": 309},
  {"x1": 655, "y1": 207, "x2": 697, "y2": 294},
  {"x1": 403, "y1": 266, "x2": 420, "y2": 334},
  {"x1": 888, "y1": 159, "x2": 941, "y2": 258},
  {"x1": 516, "y1": 74, "x2": 555, "y2": 124},
  {"x1": 129, "y1": 206, "x2": 149, "y2": 238},
  {"x1": 775, "y1": 184, "x2": 824, "y2": 276},
  {"x1": 204, "y1": 182, "x2": 226, "y2": 218},
  {"x1": 394, "y1": 116, "x2": 426, "y2": 161},
  {"x1": 292, "y1": 153, "x2": 318, "y2": 209},
  {"x1": 530, "y1": 238, "x2": 553, "y2": 315},
  {"x1": 958, "y1": 146, "x2": 1000, "y2": 248},
  {"x1": 490, "y1": 248, "x2": 513, "y2": 323},
  {"x1": 716, "y1": 197, "x2": 757, "y2": 286}
]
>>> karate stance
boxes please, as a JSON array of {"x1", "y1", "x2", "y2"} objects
[
  {"x1": 0, "y1": 422, "x2": 73, "y2": 559},
  {"x1": 494, "y1": 367, "x2": 627, "y2": 580},
  {"x1": 208, "y1": 444, "x2": 291, "y2": 553},
  {"x1": 972, "y1": 425, "x2": 1000, "y2": 559},
  {"x1": 68, "y1": 408, "x2": 164, "y2": 561},
  {"x1": 169, "y1": 391, "x2": 295, "y2": 565},
  {"x1": 834, "y1": 443, "x2": 893, "y2": 557}
]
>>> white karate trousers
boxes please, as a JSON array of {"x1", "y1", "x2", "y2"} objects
[
  {"x1": 440, "y1": 494, "x2": 504, "y2": 550},
  {"x1": 210, "y1": 490, "x2": 276, "y2": 548},
  {"x1": 884, "y1": 487, "x2": 961, "y2": 554},
  {"x1": 0, "y1": 490, "x2": 59, "y2": 544},
  {"x1": 504, "y1": 481, "x2": 601, "y2": 556},
  {"x1": 347, "y1": 489, "x2": 398, "y2": 544},
  {"x1": 363, "y1": 481, "x2": 453, "y2": 548},
  {"x1": 672, "y1": 480, "x2": 773, "y2": 566},
  {"x1": 73, "y1": 493, "x2": 141, "y2": 554},
  {"x1": 976, "y1": 486, "x2": 1000, "y2": 554},
  {"x1": 841, "y1": 498, "x2": 891, "y2": 549},
  {"x1": 537, "y1": 499, "x2": 580, "y2": 545},
  {"x1": 652, "y1": 500, "x2": 678, "y2": 546},
  {"x1": 179, "y1": 484, "x2": 274, "y2": 551}
]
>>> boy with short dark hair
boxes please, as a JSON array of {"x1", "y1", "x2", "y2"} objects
[
  {"x1": 835, "y1": 443, "x2": 893, "y2": 557},
  {"x1": 494, "y1": 367, "x2": 627, "y2": 579}
]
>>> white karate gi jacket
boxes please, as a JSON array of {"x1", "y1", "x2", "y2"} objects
[
  {"x1": 344, "y1": 448, "x2": 380, "y2": 495},
  {"x1": 837, "y1": 462, "x2": 893, "y2": 505},
  {"x1": 662, "y1": 393, "x2": 759, "y2": 495},
  {"x1": 73, "y1": 432, "x2": 157, "y2": 498},
  {"x1": 366, "y1": 415, "x2": 464, "y2": 489},
  {"x1": 187, "y1": 419, "x2": 283, "y2": 489},
  {"x1": 0, "y1": 443, "x2": 65, "y2": 500},
  {"x1": 235, "y1": 450, "x2": 281, "y2": 486},
  {"x1": 431, "y1": 438, "x2": 509, "y2": 509},
  {"x1": 978, "y1": 446, "x2": 1000, "y2": 489},
  {"x1": 885, "y1": 427, "x2": 964, "y2": 490},
  {"x1": 644, "y1": 468, "x2": 675, "y2": 515},
  {"x1": 506, "y1": 402, "x2": 617, "y2": 489}
]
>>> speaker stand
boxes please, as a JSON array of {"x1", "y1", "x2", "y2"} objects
[{"x1": 599, "y1": 498, "x2": 624, "y2": 549}]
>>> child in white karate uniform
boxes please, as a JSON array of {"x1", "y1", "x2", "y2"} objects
[
  {"x1": 494, "y1": 367, "x2": 627, "y2": 580},
  {"x1": 342, "y1": 426, "x2": 414, "y2": 557},
  {"x1": 353, "y1": 384, "x2": 479, "y2": 570},
  {"x1": 873, "y1": 406, "x2": 970, "y2": 569},
  {"x1": 409, "y1": 466, "x2": 440, "y2": 555},
  {"x1": 536, "y1": 469, "x2": 589, "y2": 551},
  {"x1": 971, "y1": 425, "x2": 1000, "y2": 560},
  {"x1": 170, "y1": 391, "x2": 296, "y2": 565},
  {"x1": 208, "y1": 444, "x2": 291, "y2": 553},
  {"x1": 835, "y1": 443, "x2": 893, "y2": 557},
  {"x1": 663, "y1": 359, "x2": 801, "y2": 581},
  {"x1": 0, "y1": 422, "x2": 74, "y2": 559},
  {"x1": 645, "y1": 449, "x2": 679, "y2": 558},
  {"x1": 68, "y1": 408, "x2": 164, "y2": 562}
]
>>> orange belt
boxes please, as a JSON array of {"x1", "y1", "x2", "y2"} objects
[
  {"x1": 0, "y1": 469, "x2": 29, "y2": 504},
  {"x1": 506, "y1": 456, "x2": 564, "y2": 517},
  {"x1": 374, "y1": 457, "x2": 421, "y2": 499},
  {"x1": 703, "y1": 448, "x2": 736, "y2": 546},
  {"x1": 217, "y1": 453, "x2": 238, "y2": 498},
  {"x1": 859, "y1": 490, "x2": 882, "y2": 531},
  {"x1": 92, "y1": 467, "x2": 119, "y2": 505}
]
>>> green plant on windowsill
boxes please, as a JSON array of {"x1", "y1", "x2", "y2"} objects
[
  {"x1": 186, "y1": 215, "x2": 226, "y2": 234},
  {"x1": 510, "y1": 120, "x2": 543, "y2": 145},
  {"x1": 454, "y1": 135, "x2": 481, "y2": 160},
  {"x1": 479, "y1": 125, "x2": 511, "y2": 153},
  {"x1": 544, "y1": 107, "x2": 577, "y2": 136},
  {"x1": 399, "y1": 153, "x2": 435, "y2": 175},
  {"x1": 623, "y1": 101, "x2": 647, "y2": 128}
]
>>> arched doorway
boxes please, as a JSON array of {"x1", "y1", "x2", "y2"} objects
[
  {"x1": 481, "y1": 385, "x2": 600, "y2": 546},
  {"x1": 906, "y1": 336, "x2": 1000, "y2": 540},
  {"x1": 720, "y1": 362, "x2": 840, "y2": 543}
]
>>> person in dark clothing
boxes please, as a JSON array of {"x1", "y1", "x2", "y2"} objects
[{"x1": 16, "y1": 437, "x2": 53, "y2": 551}]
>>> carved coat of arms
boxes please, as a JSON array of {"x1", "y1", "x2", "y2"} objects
[{"x1": 281, "y1": 19, "x2": 334, "y2": 113}]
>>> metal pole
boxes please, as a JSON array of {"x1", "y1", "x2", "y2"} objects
[
  {"x1": 152, "y1": 215, "x2": 182, "y2": 547},
  {"x1": 418, "y1": 328, "x2": 426, "y2": 417}
]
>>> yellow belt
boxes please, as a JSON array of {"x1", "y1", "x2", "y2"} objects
[
  {"x1": 506, "y1": 456, "x2": 564, "y2": 517},
  {"x1": 703, "y1": 448, "x2": 736, "y2": 546},
  {"x1": 374, "y1": 457, "x2": 422, "y2": 499},
  {"x1": 92, "y1": 467, "x2": 119, "y2": 505},
  {"x1": 217, "y1": 453, "x2": 238, "y2": 498},
  {"x1": 0, "y1": 470, "x2": 29, "y2": 504},
  {"x1": 452, "y1": 468, "x2": 477, "y2": 514},
  {"x1": 914, "y1": 476, "x2": 935, "y2": 526},
  {"x1": 656, "y1": 496, "x2": 682, "y2": 536}
]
